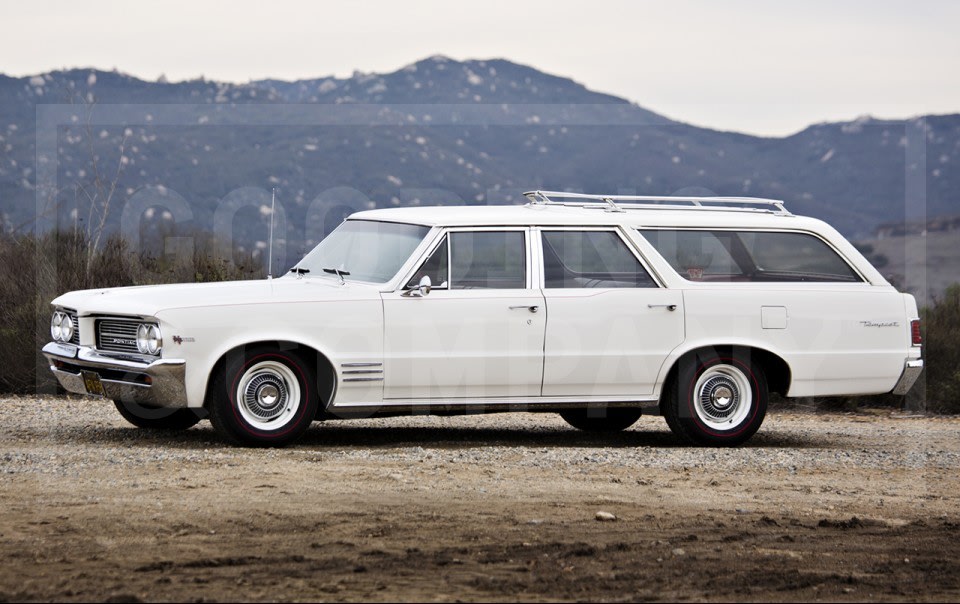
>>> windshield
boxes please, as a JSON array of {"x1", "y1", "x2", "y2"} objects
[{"x1": 292, "y1": 220, "x2": 430, "y2": 283}]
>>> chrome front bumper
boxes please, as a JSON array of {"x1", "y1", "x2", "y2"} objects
[
  {"x1": 42, "y1": 342, "x2": 188, "y2": 408},
  {"x1": 891, "y1": 359, "x2": 924, "y2": 396}
]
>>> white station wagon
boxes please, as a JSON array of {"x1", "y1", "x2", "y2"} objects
[{"x1": 43, "y1": 191, "x2": 923, "y2": 447}]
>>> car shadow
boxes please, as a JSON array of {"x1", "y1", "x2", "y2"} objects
[
  {"x1": 41, "y1": 419, "x2": 827, "y2": 451},
  {"x1": 295, "y1": 423, "x2": 824, "y2": 450}
]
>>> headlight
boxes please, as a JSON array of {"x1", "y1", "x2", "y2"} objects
[
  {"x1": 136, "y1": 323, "x2": 162, "y2": 355},
  {"x1": 50, "y1": 311, "x2": 74, "y2": 342},
  {"x1": 61, "y1": 313, "x2": 74, "y2": 342},
  {"x1": 50, "y1": 312, "x2": 64, "y2": 342}
]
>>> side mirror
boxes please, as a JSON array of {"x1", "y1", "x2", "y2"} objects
[
  {"x1": 403, "y1": 275, "x2": 432, "y2": 297},
  {"x1": 418, "y1": 275, "x2": 432, "y2": 296}
]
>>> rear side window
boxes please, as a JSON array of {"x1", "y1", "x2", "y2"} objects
[
  {"x1": 542, "y1": 230, "x2": 656, "y2": 288},
  {"x1": 639, "y1": 229, "x2": 861, "y2": 282}
]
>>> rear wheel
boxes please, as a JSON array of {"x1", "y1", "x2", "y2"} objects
[
  {"x1": 559, "y1": 408, "x2": 642, "y2": 433},
  {"x1": 113, "y1": 400, "x2": 204, "y2": 431},
  {"x1": 662, "y1": 349, "x2": 767, "y2": 446},
  {"x1": 207, "y1": 346, "x2": 318, "y2": 447}
]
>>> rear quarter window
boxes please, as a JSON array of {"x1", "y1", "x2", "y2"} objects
[{"x1": 638, "y1": 229, "x2": 862, "y2": 283}]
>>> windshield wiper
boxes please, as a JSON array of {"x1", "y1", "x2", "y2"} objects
[
  {"x1": 289, "y1": 267, "x2": 311, "y2": 279},
  {"x1": 322, "y1": 267, "x2": 351, "y2": 285}
]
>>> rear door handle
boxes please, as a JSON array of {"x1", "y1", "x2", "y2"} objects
[{"x1": 509, "y1": 305, "x2": 539, "y2": 313}]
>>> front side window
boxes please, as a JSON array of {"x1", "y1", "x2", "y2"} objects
[
  {"x1": 295, "y1": 220, "x2": 430, "y2": 283},
  {"x1": 406, "y1": 230, "x2": 527, "y2": 290},
  {"x1": 542, "y1": 230, "x2": 656, "y2": 288},
  {"x1": 450, "y1": 231, "x2": 526, "y2": 289},
  {"x1": 639, "y1": 229, "x2": 861, "y2": 282}
]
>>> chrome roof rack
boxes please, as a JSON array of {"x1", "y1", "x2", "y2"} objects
[{"x1": 523, "y1": 190, "x2": 791, "y2": 216}]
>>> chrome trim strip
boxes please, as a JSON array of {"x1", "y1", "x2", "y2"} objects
[
  {"x1": 342, "y1": 377, "x2": 385, "y2": 382},
  {"x1": 45, "y1": 342, "x2": 78, "y2": 359},
  {"x1": 43, "y1": 342, "x2": 179, "y2": 371},
  {"x1": 101, "y1": 378, "x2": 151, "y2": 389},
  {"x1": 341, "y1": 362, "x2": 383, "y2": 367},
  {"x1": 343, "y1": 369, "x2": 384, "y2": 375},
  {"x1": 86, "y1": 312, "x2": 155, "y2": 321},
  {"x1": 333, "y1": 395, "x2": 658, "y2": 408}
]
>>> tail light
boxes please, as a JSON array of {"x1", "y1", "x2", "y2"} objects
[{"x1": 911, "y1": 319, "x2": 922, "y2": 346}]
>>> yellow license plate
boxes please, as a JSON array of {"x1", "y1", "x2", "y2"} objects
[{"x1": 81, "y1": 371, "x2": 106, "y2": 397}]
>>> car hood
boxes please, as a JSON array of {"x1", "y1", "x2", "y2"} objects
[{"x1": 51, "y1": 276, "x2": 383, "y2": 318}]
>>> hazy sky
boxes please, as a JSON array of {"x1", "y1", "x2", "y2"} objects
[{"x1": 3, "y1": 0, "x2": 957, "y2": 136}]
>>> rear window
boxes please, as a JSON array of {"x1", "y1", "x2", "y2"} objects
[{"x1": 638, "y1": 229, "x2": 861, "y2": 283}]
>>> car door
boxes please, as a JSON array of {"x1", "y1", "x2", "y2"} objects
[
  {"x1": 381, "y1": 228, "x2": 546, "y2": 400},
  {"x1": 538, "y1": 227, "x2": 685, "y2": 397}
]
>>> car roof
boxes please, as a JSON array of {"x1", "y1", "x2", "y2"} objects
[{"x1": 350, "y1": 204, "x2": 825, "y2": 231}]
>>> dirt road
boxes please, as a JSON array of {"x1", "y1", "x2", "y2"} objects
[{"x1": 2, "y1": 396, "x2": 959, "y2": 602}]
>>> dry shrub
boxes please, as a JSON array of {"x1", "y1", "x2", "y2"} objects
[
  {"x1": 0, "y1": 230, "x2": 263, "y2": 394},
  {"x1": 921, "y1": 284, "x2": 960, "y2": 413}
]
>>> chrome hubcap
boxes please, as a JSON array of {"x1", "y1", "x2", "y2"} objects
[
  {"x1": 711, "y1": 385, "x2": 734, "y2": 409},
  {"x1": 693, "y1": 364, "x2": 752, "y2": 431},
  {"x1": 236, "y1": 360, "x2": 301, "y2": 430},
  {"x1": 245, "y1": 374, "x2": 286, "y2": 419},
  {"x1": 258, "y1": 384, "x2": 280, "y2": 407}
]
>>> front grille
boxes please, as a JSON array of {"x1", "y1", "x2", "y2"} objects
[
  {"x1": 96, "y1": 318, "x2": 141, "y2": 354},
  {"x1": 65, "y1": 308, "x2": 80, "y2": 345}
]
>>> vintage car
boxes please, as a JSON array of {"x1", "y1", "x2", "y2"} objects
[{"x1": 43, "y1": 191, "x2": 923, "y2": 447}]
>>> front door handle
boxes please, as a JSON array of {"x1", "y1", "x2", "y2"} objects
[
  {"x1": 648, "y1": 304, "x2": 677, "y2": 311},
  {"x1": 509, "y1": 305, "x2": 539, "y2": 313}
]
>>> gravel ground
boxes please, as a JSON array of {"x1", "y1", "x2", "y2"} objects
[{"x1": 2, "y1": 395, "x2": 959, "y2": 602}]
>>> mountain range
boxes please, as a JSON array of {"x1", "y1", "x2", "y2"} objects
[{"x1": 1, "y1": 56, "x2": 957, "y2": 262}]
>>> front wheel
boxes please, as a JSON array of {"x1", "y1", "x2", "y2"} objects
[
  {"x1": 207, "y1": 346, "x2": 318, "y2": 447},
  {"x1": 114, "y1": 400, "x2": 204, "y2": 431},
  {"x1": 662, "y1": 349, "x2": 767, "y2": 446}
]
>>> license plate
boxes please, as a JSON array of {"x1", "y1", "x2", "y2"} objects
[{"x1": 81, "y1": 371, "x2": 106, "y2": 397}]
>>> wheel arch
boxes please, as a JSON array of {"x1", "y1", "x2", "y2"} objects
[
  {"x1": 657, "y1": 343, "x2": 791, "y2": 409},
  {"x1": 203, "y1": 340, "x2": 337, "y2": 412}
]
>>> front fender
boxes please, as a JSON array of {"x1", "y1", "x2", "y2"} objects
[{"x1": 157, "y1": 300, "x2": 383, "y2": 408}]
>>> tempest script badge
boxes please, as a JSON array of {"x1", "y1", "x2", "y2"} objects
[
  {"x1": 172, "y1": 336, "x2": 196, "y2": 345},
  {"x1": 860, "y1": 321, "x2": 900, "y2": 328}
]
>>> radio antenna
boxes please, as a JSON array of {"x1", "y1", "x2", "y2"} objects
[{"x1": 267, "y1": 188, "x2": 276, "y2": 279}]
